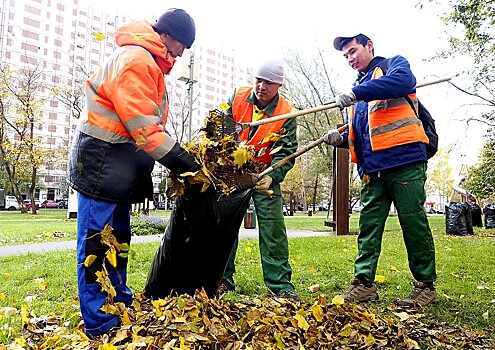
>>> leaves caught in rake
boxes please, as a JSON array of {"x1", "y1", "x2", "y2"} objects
[{"x1": 173, "y1": 109, "x2": 263, "y2": 196}]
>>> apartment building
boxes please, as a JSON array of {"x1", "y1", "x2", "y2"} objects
[{"x1": 0, "y1": 0, "x2": 251, "y2": 201}]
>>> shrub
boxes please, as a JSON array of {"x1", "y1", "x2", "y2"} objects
[{"x1": 130, "y1": 213, "x2": 167, "y2": 236}]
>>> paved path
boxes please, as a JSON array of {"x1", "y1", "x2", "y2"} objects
[{"x1": 0, "y1": 228, "x2": 333, "y2": 257}]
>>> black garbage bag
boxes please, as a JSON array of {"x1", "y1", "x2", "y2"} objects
[
  {"x1": 470, "y1": 203, "x2": 483, "y2": 227},
  {"x1": 483, "y1": 204, "x2": 495, "y2": 229},
  {"x1": 445, "y1": 202, "x2": 472, "y2": 235},
  {"x1": 144, "y1": 184, "x2": 253, "y2": 298}
]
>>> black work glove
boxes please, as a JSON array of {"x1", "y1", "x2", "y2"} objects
[{"x1": 157, "y1": 143, "x2": 200, "y2": 175}]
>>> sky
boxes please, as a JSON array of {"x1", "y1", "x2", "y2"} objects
[{"x1": 83, "y1": 0, "x2": 488, "y2": 168}]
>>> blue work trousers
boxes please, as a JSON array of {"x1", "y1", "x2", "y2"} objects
[{"x1": 76, "y1": 193, "x2": 133, "y2": 335}]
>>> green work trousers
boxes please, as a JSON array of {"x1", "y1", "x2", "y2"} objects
[
  {"x1": 355, "y1": 161, "x2": 436, "y2": 284},
  {"x1": 222, "y1": 183, "x2": 294, "y2": 294}
]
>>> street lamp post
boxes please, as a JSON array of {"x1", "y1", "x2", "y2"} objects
[
  {"x1": 178, "y1": 49, "x2": 197, "y2": 143},
  {"x1": 187, "y1": 52, "x2": 195, "y2": 142}
]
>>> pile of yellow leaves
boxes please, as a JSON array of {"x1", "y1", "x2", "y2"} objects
[
  {"x1": 13, "y1": 289, "x2": 490, "y2": 350},
  {"x1": 5, "y1": 224, "x2": 491, "y2": 349}
]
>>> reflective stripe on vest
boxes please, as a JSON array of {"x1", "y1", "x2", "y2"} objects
[
  {"x1": 79, "y1": 45, "x2": 175, "y2": 159},
  {"x1": 232, "y1": 87, "x2": 293, "y2": 164},
  {"x1": 348, "y1": 66, "x2": 428, "y2": 162}
]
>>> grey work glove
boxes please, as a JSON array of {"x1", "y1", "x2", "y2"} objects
[
  {"x1": 254, "y1": 175, "x2": 272, "y2": 190},
  {"x1": 323, "y1": 129, "x2": 344, "y2": 146},
  {"x1": 335, "y1": 90, "x2": 356, "y2": 109}
]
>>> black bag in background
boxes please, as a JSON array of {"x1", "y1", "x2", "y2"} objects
[
  {"x1": 470, "y1": 203, "x2": 483, "y2": 227},
  {"x1": 483, "y1": 204, "x2": 495, "y2": 229},
  {"x1": 445, "y1": 202, "x2": 472, "y2": 235},
  {"x1": 144, "y1": 185, "x2": 253, "y2": 298}
]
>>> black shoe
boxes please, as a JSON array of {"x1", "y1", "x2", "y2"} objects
[{"x1": 277, "y1": 290, "x2": 301, "y2": 302}]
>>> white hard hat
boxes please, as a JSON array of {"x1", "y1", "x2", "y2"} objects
[{"x1": 333, "y1": 33, "x2": 373, "y2": 51}]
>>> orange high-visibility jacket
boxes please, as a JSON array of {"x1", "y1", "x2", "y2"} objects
[
  {"x1": 232, "y1": 87, "x2": 293, "y2": 164},
  {"x1": 347, "y1": 66, "x2": 429, "y2": 163},
  {"x1": 79, "y1": 20, "x2": 178, "y2": 160},
  {"x1": 69, "y1": 21, "x2": 180, "y2": 203}
]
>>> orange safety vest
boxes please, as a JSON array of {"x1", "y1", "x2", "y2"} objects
[
  {"x1": 232, "y1": 87, "x2": 293, "y2": 164},
  {"x1": 347, "y1": 67, "x2": 429, "y2": 163}
]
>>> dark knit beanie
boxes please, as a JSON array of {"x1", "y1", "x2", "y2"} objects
[{"x1": 152, "y1": 8, "x2": 196, "y2": 48}]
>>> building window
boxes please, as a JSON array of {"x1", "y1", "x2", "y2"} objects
[
  {"x1": 24, "y1": 5, "x2": 41, "y2": 16},
  {"x1": 48, "y1": 124, "x2": 57, "y2": 132},
  {"x1": 21, "y1": 56, "x2": 37, "y2": 65},
  {"x1": 22, "y1": 30, "x2": 39, "y2": 40},
  {"x1": 21, "y1": 43, "x2": 39, "y2": 53},
  {"x1": 24, "y1": 18, "x2": 40, "y2": 28},
  {"x1": 49, "y1": 112, "x2": 57, "y2": 120}
]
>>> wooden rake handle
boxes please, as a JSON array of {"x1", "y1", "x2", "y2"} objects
[
  {"x1": 242, "y1": 76, "x2": 452, "y2": 130},
  {"x1": 259, "y1": 124, "x2": 349, "y2": 177}
]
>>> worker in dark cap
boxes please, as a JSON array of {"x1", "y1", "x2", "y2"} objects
[
  {"x1": 152, "y1": 8, "x2": 196, "y2": 49},
  {"x1": 323, "y1": 32, "x2": 437, "y2": 308},
  {"x1": 68, "y1": 8, "x2": 199, "y2": 337}
]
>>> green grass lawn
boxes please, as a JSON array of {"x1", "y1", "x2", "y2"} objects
[
  {"x1": 0, "y1": 210, "x2": 493, "y2": 346},
  {"x1": 0, "y1": 209, "x2": 339, "y2": 246}
]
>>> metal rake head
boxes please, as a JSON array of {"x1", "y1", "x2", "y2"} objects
[
  {"x1": 216, "y1": 170, "x2": 257, "y2": 189},
  {"x1": 201, "y1": 109, "x2": 239, "y2": 140}
]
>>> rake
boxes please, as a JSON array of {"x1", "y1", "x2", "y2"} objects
[
  {"x1": 230, "y1": 124, "x2": 349, "y2": 189},
  {"x1": 236, "y1": 76, "x2": 452, "y2": 131}
]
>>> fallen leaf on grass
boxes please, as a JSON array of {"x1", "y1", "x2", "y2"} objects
[
  {"x1": 33, "y1": 278, "x2": 47, "y2": 291},
  {"x1": 308, "y1": 284, "x2": 320, "y2": 293},
  {"x1": 0, "y1": 307, "x2": 17, "y2": 317},
  {"x1": 331, "y1": 295, "x2": 345, "y2": 305},
  {"x1": 374, "y1": 275, "x2": 385, "y2": 283},
  {"x1": 390, "y1": 265, "x2": 400, "y2": 272}
]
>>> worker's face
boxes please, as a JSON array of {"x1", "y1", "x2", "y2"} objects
[
  {"x1": 341, "y1": 38, "x2": 374, "y2": 73},
  {"x1": 254, "y1": 78, "x2": 281, "y2": 109},
  {"x1": 160, "y1": 34, "x2": 186, "y2": 58}
]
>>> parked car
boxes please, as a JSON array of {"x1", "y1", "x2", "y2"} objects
[
  {"x1": 23, "y1": 199, "x2": 40, "y2": 210},
  {"x1": 41, "y1": 199, "x2": 59, "y2": 208},
  {"x1": 58, "y1": 200, "x2": 68, "y2": 209}
]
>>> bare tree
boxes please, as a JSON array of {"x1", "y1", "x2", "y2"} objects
[{"x1": 282, "y1": 48, "x2": 345, "y2": 208}]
